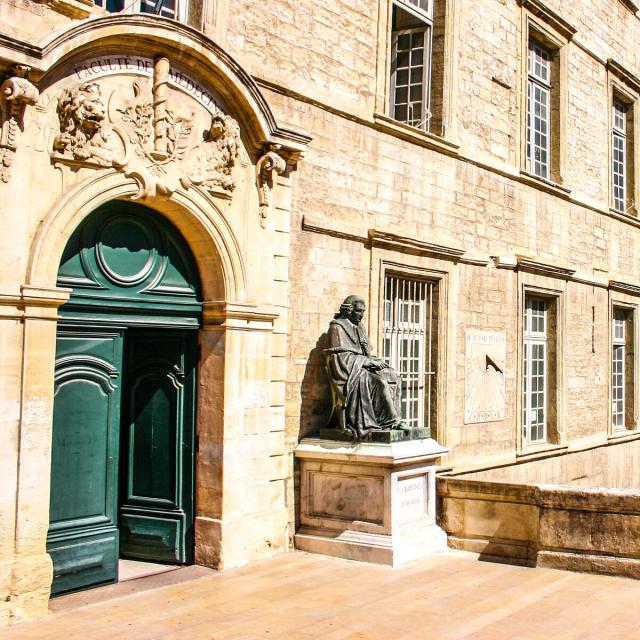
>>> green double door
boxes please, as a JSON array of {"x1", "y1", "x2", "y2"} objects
[{"x1": 47, "y1": 201, "x2": 202, "y2": 596}]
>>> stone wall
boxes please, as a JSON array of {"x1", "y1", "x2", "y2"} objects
[{"x1": 438, "y1": 475, "x2": 640, "y2": 579}]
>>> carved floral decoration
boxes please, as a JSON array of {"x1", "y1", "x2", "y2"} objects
[
  {"x1": 0, "y1": 65, "x2": 39, "y2": 183},
  {"x1": 50, "y1": 56, "x2": 242, "y2": 200}
]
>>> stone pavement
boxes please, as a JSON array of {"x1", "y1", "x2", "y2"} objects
[{"x1": 3, "y1": 550, "x2": 640, "y2": 640}]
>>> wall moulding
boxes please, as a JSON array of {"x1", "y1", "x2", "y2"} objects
[
  {"x1": 607, "y1": 59, "x2": 640, "y2": 95},
  {"x1": 609, "y1": 280, "x2": 640, "y2": 296},
  {"x1": 202, "y1": 301, "x2": 278, "y2": 331},
  {"x1": 517, "y1": 0, "x2": 577, "y2": 41},
  {"x1": 516, "y1": 257, "x2": 576, "y2": 280}
]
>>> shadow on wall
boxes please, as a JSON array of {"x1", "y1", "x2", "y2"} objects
[{"x1": 298, "y1": 332, "x2": 333, "y2": 439}]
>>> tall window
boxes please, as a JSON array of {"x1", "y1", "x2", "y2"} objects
[
  {"x1": 390, "y1": 1, "x2": 433, "y2": 131},
  {"x1": 611, "y1": 97, "x2": 635, "y2": 214},
  {"x1": 93, "y1": 0, "x2": 181, "y2": 19},
  {"x1": 526, "y1": 39, "x2": 551, "y2": 179},
  {"x1": 382, "y1": 275, "x2": 437, "y2": 433},
  {"x1": 523, "y1": 297, "x2": 548, "y2": 443},
  {"x1": 612, "y1": 306, "x2": 634, "y2": 430}
]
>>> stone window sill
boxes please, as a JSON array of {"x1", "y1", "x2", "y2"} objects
[
  {"x1": 519, "y1": 170, "x2": 571, "y2": 198},
  {"x1": 608, "y1": 429, "x2": 640, "y2": 444},
  {"x1": 609, "y1": 207, "x2": 639, "y2": 222},
  {"x1": 373, "y1": 113, "x2": 459, "y2": 157},
  {"x1": 516, "y1": 442, "x2": 568, "y2": 462}
]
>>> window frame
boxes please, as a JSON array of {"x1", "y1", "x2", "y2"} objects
[
  {"x1": 609, "y1": 300, "x2": 638, "y2": 436},
  {"x1": 612, "y1": 99, "x2": 629, "y2": 213},
  {"x1": 389, "y1": 1, "x2": 434, "y2": 132},
  {"x1": 607, "y1": 67, "x2": 639, "y2": 217},
  {"x1": 519, "y1": 8, "x2": 570, "y2": 188},
  {"x1": 517, "y1": 279, "x2": 565, "y2": 456},
  {"x1": 523, "y1": 296, "x2": 548, "y2": 444},
  {"x1": 526, "y1": 39, "x2": 552, "y2": 180}
]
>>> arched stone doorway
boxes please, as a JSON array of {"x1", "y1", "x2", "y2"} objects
[{"x1": 47, "y1": 200, "x2": 202, "y2": 595}]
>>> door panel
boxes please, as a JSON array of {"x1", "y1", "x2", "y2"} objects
[
  {"x1": 119, "y1": 330, "x2": 196, "y2": 564},
  {"x1": 47, "y1": 330, "x2": 123, "y2": 596}
]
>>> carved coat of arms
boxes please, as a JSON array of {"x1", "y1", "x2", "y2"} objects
[{"x1": 50, "y1": 56, "x2": 241, "y2": 200}]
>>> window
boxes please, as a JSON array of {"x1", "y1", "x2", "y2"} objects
[
  {"x1": 382, "y1": 275, "x2": 438, "y2": 433},
  {"x1": 526, "y1": 39, "x2": 552, "y2": 179},
  {"x1": 611, "y1": 97, "x2": 635, "y2": 214},
  {"x1": 93, "y1": 0, "x2": 183, "y2": 19},
  {"x1": 523, "y1": 297, "x2": 548, "y2": 443},
  {"x1": 612, "y1": 306, "x2": 635, "y2": 430},
  {"x1": 389, "y1": 0, "x2": 446, "y2": 134}
]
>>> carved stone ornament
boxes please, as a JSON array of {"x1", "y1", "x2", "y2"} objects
[
  {"x1": 0, "y1": 65, "x2": 39, "y2": 183},
  {"x1": 256, "y1": 143, "x2": 286, "y2": 227},
  {"x1": 51, "y1": 56, "x2": 241, "y2": 200}
]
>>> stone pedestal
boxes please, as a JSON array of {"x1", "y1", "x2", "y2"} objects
[{"x1": 295, "y1": 437, "x2": 449, "y2": 567}]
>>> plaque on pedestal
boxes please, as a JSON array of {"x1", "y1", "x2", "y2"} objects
[{"x1": 294, "y1": 437, "x2": 449, "y2": 567}]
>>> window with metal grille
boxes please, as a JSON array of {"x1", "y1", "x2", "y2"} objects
[
  {"x1": 93, "y1": 0, "x2": 180, "y2": 19},
  {"x1": 382, "y1": 275, "x2": 437, "y2": 432},
  {"x1": 523, "y1": 297, "x2": 548, "y2": 443},
  {"x1": 612, "y1": 308, "x2": 626, "y2": 429},
  {"x1": 526, "y1": 40, "x2": 551, "y2": 179},
  {"x1": 390, "y1": 0, "x2": 434, "y2": 132}
]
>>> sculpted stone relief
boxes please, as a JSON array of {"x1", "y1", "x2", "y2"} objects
[
  {"x1": 49, "y1": 56, "x2": 244, "y2": 200},
  {"x1": 0, "y1": 65, "x2": 39, "y2": 182}
]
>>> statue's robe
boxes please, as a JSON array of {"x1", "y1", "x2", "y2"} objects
[{"x1": 324, "y1": 316, "x2": 403, "y2": 438}]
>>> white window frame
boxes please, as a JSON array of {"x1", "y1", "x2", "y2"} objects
[
  {"x1": 526, "y1": 39, "x2": 552, "y2": 179},
  {"x1": 523, "y1": 297, "x2": 548, "y2": 444},
  {"x1": 382, "y1": 274, "x2": 436, "y2": 432},
  {"x1": 612, "y1": 99, "x2": 628, "y2": 213},
  {"x1": 389, "y1": 0, "x2": 434, "y2": 131},
  {"x1": 612, "y1": 307, "x2": 627, "y2": 429}
]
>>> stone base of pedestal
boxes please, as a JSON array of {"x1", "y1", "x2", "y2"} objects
[{"x1": 294, "y1": 438, "x2": 449, "y2": 567}]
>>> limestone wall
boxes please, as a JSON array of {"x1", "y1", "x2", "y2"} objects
[{"x1": 438, "y1": 475, "x2": 640, "y2": 579}]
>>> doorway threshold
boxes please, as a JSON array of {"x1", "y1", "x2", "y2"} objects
[
  {"x1": 118, "y1": 559, "x2": 179, "y2": 582},
  {"x1": 49, "y1": 565, "x2": 214, "y2": 614}
]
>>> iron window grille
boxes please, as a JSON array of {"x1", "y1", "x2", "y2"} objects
[{"x1": 382, "y1": 275, "x2": 437, "y2": 432}]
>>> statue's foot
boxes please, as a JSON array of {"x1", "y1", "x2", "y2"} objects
[{"x1": 393, "y1": 421, "x2": 412, "y2": 433}]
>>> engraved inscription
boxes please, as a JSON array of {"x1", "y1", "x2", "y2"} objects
[{"x1": 397, "y1": 474, "x2": 427, "y2": 521}]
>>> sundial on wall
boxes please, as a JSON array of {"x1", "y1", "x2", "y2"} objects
[{"x1": 464, "y1": 330, "x2": 506, "y2": 424}]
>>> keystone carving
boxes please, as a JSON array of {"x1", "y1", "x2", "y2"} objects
[
  {"x1": 0, "y1": 65, "x2": 39, "y2": 182},
  {"x1": 52, "y1": 82, "x2": 127, "y2": 168},
  {"x1": 51, "y1": 56, "x2": 242, "y2": 200},
  {"x1": 256, "y1": 143, "x2": 286, "y2": 227}
]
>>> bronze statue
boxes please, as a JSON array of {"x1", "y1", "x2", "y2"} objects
[{"x1": 324, "y1": 295, "x2": 410, "y2": 440}]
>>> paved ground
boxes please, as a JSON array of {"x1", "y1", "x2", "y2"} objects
[{"x1": 4, "y1": 550, "x2": 640, "y2": 639}]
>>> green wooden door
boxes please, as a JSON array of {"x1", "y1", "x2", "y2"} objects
[
  {"x1": 119, "y1": 330, "x2": 196, "y2": 564},
  {"x1": 49, "y1": 201, "x2": 202, "y2": 596},
  {"x1": 47, "y1": 329, "x2": 123, "y2": 596}
]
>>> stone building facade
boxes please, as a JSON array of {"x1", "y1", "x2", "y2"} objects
[{"x1": 2, "y1": 0, "x2": 640, "y2": 625}]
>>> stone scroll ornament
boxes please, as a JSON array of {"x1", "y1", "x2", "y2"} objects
[
  {"x1": 0, "y1": 66, "x2": 39, "y2": 182},
  {"x1": 256, "y1": 143, "x2": 286, "y2": 227},
  {"x1": 323, "y1": 295, "x2": 422, "y2": 442},
  {"x1": 51, "y1": 56, "x2": 241, "y2": 199}
]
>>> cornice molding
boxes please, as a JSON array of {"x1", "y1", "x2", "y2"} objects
[
  {"x1": 516, "y1": 257, "x2": 576, "y2": 279},
  {"x1": 517, "y1": 0, "x2": 578, "y2": 40},
  {"x1": 609, "y1": 280, "x2": 640, "y2": 296}
]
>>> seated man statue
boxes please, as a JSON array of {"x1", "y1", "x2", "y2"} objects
[{"x1": 324, "y1": 295, "x2": 410, "y2": 439}]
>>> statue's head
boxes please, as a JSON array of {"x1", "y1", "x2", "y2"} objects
[
  {"x1": 58, "y1": 82, "x2": 107, "y2": 135},
  {"x1": 337, "y1": 295, "x2": 366, "y2": 325}
]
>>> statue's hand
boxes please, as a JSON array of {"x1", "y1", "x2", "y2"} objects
[{"x1": 364, "y1": 357, "x2": 387, "y2": 371}]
